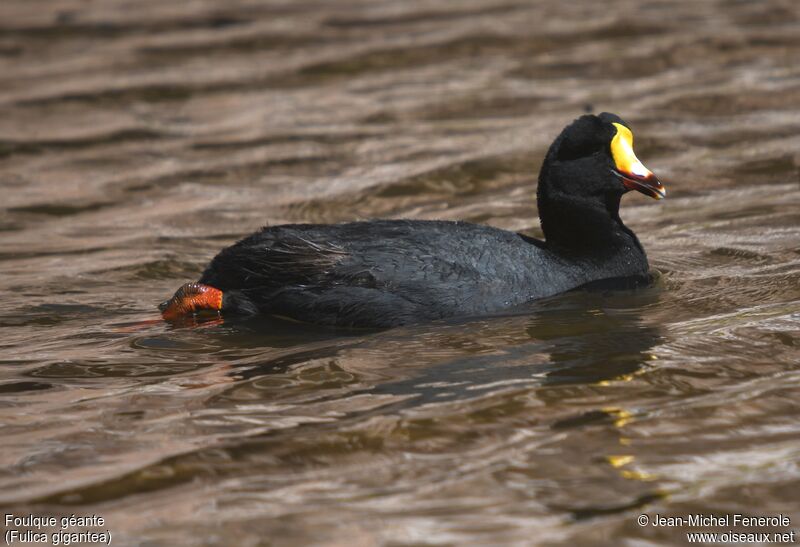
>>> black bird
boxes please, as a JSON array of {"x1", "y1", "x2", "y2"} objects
[{"x1": 161, "y1": 112, "x2": 666, "y2": 328}]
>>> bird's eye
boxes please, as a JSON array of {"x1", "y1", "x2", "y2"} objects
[{"x1": 556, "y1": 138, "x2": 602, "y2": 162}]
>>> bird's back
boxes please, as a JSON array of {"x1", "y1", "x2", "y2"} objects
[{"x1": 199, "y1": 219, "x2": 583, "y2": 326}]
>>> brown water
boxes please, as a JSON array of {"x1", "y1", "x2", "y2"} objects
[{"x1": 1, "y1": 0, "x2": 799, "y2": 545}]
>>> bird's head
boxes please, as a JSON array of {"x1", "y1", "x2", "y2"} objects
[{"x1": 540, "y1": 112, "x2": 666, "y2": 202}]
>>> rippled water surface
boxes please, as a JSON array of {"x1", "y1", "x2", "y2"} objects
[{"x1": 2, "y1": 0, "x2": 799, "y2": 545}]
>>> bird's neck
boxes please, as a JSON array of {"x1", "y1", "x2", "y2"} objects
[{"x1": 539, "y1": 192, "x2": 646, "y2": 265}]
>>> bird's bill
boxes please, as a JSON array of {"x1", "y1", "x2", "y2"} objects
[{"x1": 610, "y1": 122, "x2": 666, "y2": 200}]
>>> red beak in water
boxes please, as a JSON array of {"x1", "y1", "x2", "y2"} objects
[{"x1": 610, "y1": 122, "x2": 666, "y2": 200}]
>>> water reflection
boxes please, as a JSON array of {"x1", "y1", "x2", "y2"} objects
[{"x1": 188, "y1": 287, "x2": 664, "y2": 421}]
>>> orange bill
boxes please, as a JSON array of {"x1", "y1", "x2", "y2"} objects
[{"x1": 610, "y1": 122, "x2": 666, "y2": 200}]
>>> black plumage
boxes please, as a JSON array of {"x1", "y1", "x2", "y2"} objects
[{"x1": 165, "y1": 112, "x2": 666, "y2": 328}]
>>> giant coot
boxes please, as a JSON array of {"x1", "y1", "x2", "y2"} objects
[{"x1": 161, "y1": 112, "x2": 665, "y2": 327}]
